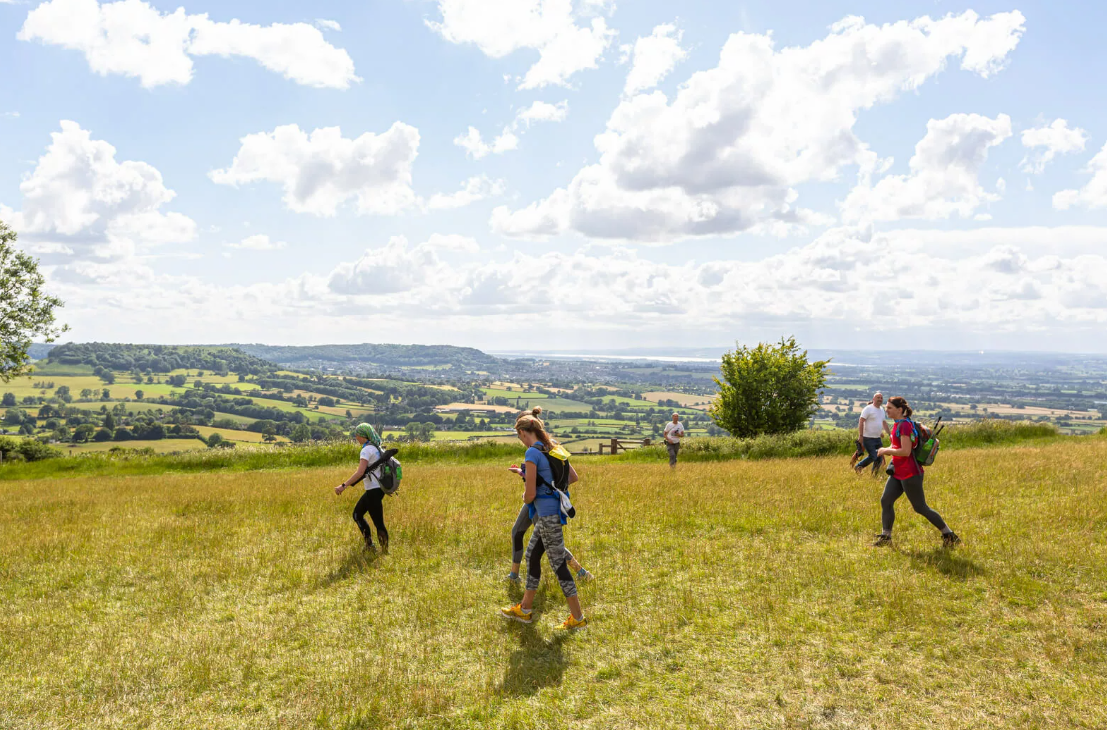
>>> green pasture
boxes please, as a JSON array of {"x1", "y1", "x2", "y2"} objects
[
  {"x1": 58, "y1": 438, "x2": 209, "y2": 454},
  {"x1": 3, "y1": 438, "x2": 1105, "y2": 728},
  {"x1": 481, "y1": 387, "x2": 550, "y2": 401}
]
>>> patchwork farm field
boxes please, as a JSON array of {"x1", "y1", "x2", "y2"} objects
[{"x1": 2, "y1": 439, "x2": 1106, "y2": 729}]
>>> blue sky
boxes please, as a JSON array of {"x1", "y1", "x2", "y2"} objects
[{"x1": 3, "y1": 0, "x2": 1107, "y2": 352}]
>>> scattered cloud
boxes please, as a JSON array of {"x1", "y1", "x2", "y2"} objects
[
  {"x1": 516, "y1": 100, "x2": 569, "y2": 126},
  {"x1": 0, "y1": 120, "x2": 196, "y2": 261},
  {"x1": 209, "y1": 123, "x2": 420, "y2": 216},
  {"x1": 315, "y1": 18, "x2": 341, "y2": 32},
  {"x1": 1054, "y1": 141, "x2": 1107, "y2": 210},
  {"x1": 491, "y1": 10, "x2": 1026, "y2": 243},
  {"x1": 18, "y1": 0, "x2": 359, "y2": 89},
  {"x1": 455, "y1": 100, "x2": 568, "y2": 159},
  {"x1": 227, "y1": 234, "x2": 286, "y2": 251},
  {"x1": 621, "y1": 23, "x2": 687, "y2": 95},
  {"x1": 427, "y1": 0, "x2": 616, "y2": 89},
  {"x1": 424, "y1": 175, "x2": 505, "y2": 210},
  {"x1": 453, "y1": 126, "x2": 518, "y2": 160},
  {"x1": 2, "y1": 111, "x2": 19, "y2": 118},
  {"x1": 1020, "y1": 119, "x2": 1087, "y2": 174},
  {"x1": 841, "y1": 113, "x2": 1012, "y2": 223}
]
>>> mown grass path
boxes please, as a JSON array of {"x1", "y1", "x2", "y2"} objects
[{"x1": 2, "y1": 440, "x2": 1106, "y2": 729}]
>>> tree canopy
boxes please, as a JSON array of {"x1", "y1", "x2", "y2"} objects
[
  {"x1": 709, "y1": 337, "x2": 830, "y2": 438},
  {"x1": 0, "y1": 219, "x2": 67, "y2": 382}
]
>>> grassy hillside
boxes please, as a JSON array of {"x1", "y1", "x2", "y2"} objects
[{"x1": 2, "y1": 440, "x2": 1105, "y2": 728}]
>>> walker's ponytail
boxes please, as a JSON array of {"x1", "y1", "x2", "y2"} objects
[
  {"x1": 514, "y1": 406, "x2": 556, "y2": 450},
  {"x1": 888, "y1": 396, "x2": 913, "y2": 417}
]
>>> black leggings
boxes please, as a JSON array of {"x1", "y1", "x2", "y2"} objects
[
  {"x1": 881, "y1": 474, "x2": 948, "y2": 533},
  {"x1": 353, "y1": 489, "x2": 388, "y2": 545}
]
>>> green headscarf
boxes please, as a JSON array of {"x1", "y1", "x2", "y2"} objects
[{"x1": 354, "y1": 423, "x2": 381, "y2": 447}]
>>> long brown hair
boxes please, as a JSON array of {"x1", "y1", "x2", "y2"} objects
[
  {"x1": 887, "y1": 396, "x2": 913, "y2": 417},
  {"x1": 514, "y1": 406, "x2": 556, "y2": 450}
]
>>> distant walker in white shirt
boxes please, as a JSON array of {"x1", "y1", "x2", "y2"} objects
[
  {"x1": 855, "y1": 392, "x2": 892, "y2": 476},
  {"x1": 663, "y1": 413, "x2": 685, "y2": 469}
]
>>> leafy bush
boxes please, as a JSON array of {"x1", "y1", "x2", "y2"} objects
[
  {"x1": 710, "y1": 337, "x2": 829, "y2": 438},
  {"x1": 0, "y1": 436, "x2": 63, "y2": 462}
]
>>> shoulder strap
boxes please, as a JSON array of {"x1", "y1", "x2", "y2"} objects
[{"x1": 351, "y1": 447, "x2": 399, "y2": 486}]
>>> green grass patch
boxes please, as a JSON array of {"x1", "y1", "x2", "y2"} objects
[{"x1": 1, "y1": 440, "x2": 1105, "y2": 727}]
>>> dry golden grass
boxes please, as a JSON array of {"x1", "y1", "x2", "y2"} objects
[{"x1": 2, "y1": 439, "x2": 1106, "y2": 729}]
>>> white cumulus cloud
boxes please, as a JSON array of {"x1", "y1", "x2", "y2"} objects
[
  {"x1": 427, "y1": 0, "x2": 615, "y2": 89},
  {"x1": 209, "y1": 123, "x2": 420, "y2": 216},
  {"x1": 0, "y1": 120, "x2": 196, "y2": 261},
  {"x1": 1019, "y1": 119, "x2": 1088, "y2": 174},
  {"x1": 424, "y1": 175, "x2": 505, "y2": 210},
  {"x1": 841, "y1": 113, "x2": 1012, "y2": 223},
  {"x1": 622, "y1": 23, "x2": 687, "y2": 95},
  {"x1": 454, "y1": 100, "x2": 568, "y2": 159},
  {"x1": 491, "y1": 10, "x2": 1026, "y2": 243},
  {"x1": 1053, "y1": 141, "x2": 1107, "y2": 210},
  {"x1": 227, "y1": 234, "x2": 286, "y2": 251},
  {"x1": 18, "y1": 0, "x2": 359, "y2": 89}
]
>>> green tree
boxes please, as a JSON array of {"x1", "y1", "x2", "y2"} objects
[
  {"x1": 290, "y1": 423, "x2": 312, "y2": 443},
  {"x1": 103, "y1": 412, "x2": 115, "y2": 431},
  {"x1": 0, "y1": 219, "x2": 67, "y2": 382},
  {"x1": 709, "y1": 337, "x2": 830, "y2": 439},
  {"x1": 72, "y1": 423, "x2": 96, "y2": 442},
  {"x1": 1, "y1": 393, "x2": 14, "y2": 407},
  {"x1": 135, "y1": 389, "x2": 144, "y2": 400}
]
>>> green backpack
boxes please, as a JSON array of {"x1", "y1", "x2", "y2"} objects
[
  {"x1": 354, "y1": 447, "x2": 403, "y2": 495},
  {"x1": 910, "y1": 417, "x2": 944, "y2": 467}
]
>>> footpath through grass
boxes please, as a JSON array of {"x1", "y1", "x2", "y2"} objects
[{"x1": 2, "y1": 439, "x2": 1106, "y2": 728}]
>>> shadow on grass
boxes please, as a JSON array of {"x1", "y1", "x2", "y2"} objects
[
  {"x1": 317, "y1": 545, "x2": 379, "y2": 588},
  {"x1": 495, "y1": 585, "x2": 572, "y2": 696},
  {"x1": 903, "y1": 546, "x2": 985, "y2": 580},
  {"x1": 498, "y1": 622, "x2": 570, "y2": 697}
]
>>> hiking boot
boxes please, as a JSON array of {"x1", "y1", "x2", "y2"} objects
[
  {"x1": 557, "y1": 614, "x2": 588, "y2": 631},
  {"x1": 942, "y1": 532, "x2": 962, "y2": 548},
  {"x1": 499, "y1": 603, "x2": 533, "y2": 624},
  {"x1": 872, "y1": 534, "x2": 892, "y2": 547}
]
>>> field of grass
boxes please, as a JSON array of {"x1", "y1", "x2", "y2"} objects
[
  {"x1": 59, "y1": 438, "x2": 210, "y2": 454},
  {"x1": 2, "y1": 436, "x2": 1107, "y2": 726},
  {"x1": 2, "y1": 438, "x2": 1105, "y2": 728},
  {"x1": 193, "y1": 426, "x2": 290, "y2": 444}
]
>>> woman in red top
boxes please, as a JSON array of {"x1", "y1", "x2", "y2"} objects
[{"x1": 873, "y1": 397, "x2": 960, "y2": 547}]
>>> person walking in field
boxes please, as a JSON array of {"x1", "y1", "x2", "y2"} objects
[
  {"x1": 854, "y1": 392, "x2": 892, "y2": 476},
  {"x1": 873, "y1": 397, "x2": 960, "y2": 548},
  {"x1": 500, "y1": 407, "x2": 588, "y2": 631},
  {"x1": 663, "y1": 412, "x2": 685, "y2": 468},
  {"x1": 506, "y1": 407, "x2": 592, "y2": 584},
  {"x1": 334, "y1": 423, "x2": 390, "y2": 553}
]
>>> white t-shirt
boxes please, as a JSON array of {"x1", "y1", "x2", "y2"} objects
[
  {"x1": 663, "y1": 421, "x2": 685, "y2": 444},
  {"x1": 859, "y1": 404, "x2": 887, "y2": 439},
  {"x1": 358, "y1": 443, "x2": 382, "y2": 491}
]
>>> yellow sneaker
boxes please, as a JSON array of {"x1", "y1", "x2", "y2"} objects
[
  {"x1": 558, "y1": 614, "x2": 588, "y2": 631},
  {"x1": 499, "y1": 603, "x2": 533, "y2": 624}
]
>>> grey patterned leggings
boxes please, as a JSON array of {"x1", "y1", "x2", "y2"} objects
[
  {"x1": 512, "y1": 504, "x2": 573, "y2": 565},
  {"x1": 525, "y1": 515, "x2": 577, "y2": 598}
]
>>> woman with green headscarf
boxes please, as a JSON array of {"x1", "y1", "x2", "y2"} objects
[{"x1": 334, "y1": 423, "x2": 390, "y2": 552}]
